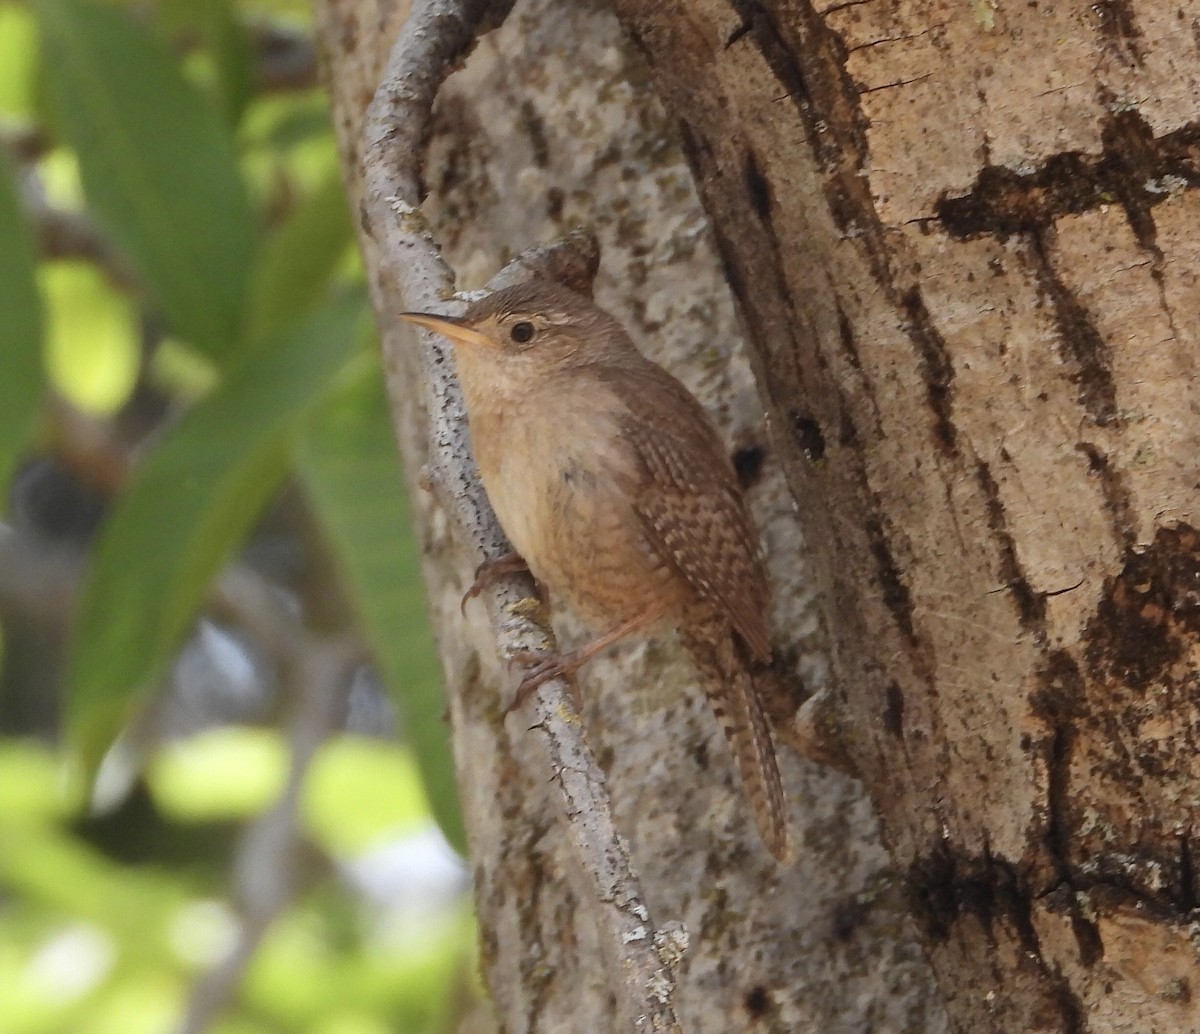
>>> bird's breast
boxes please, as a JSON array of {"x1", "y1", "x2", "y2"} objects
[
  {"x1": 474, "y1": 397, "x2": 627, "y2": 566},
  {"x1": 468, "y1": 385, "x2": 681, "y2": 631}
]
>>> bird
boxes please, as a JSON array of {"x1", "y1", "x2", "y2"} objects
[{"x1": 400, "y1": 279, "x2": 790, "y2": 862}]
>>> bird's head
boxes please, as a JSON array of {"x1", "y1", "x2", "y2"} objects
[{"x1": 400, "y1": 280, "x2": 632, "y2": 377}]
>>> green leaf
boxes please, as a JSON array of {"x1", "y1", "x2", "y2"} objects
[
  {"x1": 0, "y1": 5, "x2": 40, "y2": 118},
  {"x1": 35, "y1": 0, "x2": 256, "y2": 359},
  {"x1": 40, "y1": 260, "x2": 139, "y2": 415},
  {"x1": 67, "y1": 293, "x2": 367, "y2": 765},
  {"x1": 147, "y1": 728, "x2": 288, "y2": 821},
  {"x1": 0, "y1": 744, "x2": 80, "y2": 823},
  {"x1": 0, "y1": 151, "x2": 45, "y2": 505},
  {"x1": 244, "y1": 905, "x2": 469, "y2": 1031},
  {"x1": 294, "y1": 365, "x2": 465, "y2": 853},
  {"x1": 244, "y1": 167, "x2": 354, "y2": 347},
  {"x1": 304, "y1": 738, "x2": 428, "y2": 854},
  {"x1": 240, "y1": 90, "x2": 333, "y2": 153},
  {"x1": 0, "y1": 826, "x2": 184, "y2": 944},
  {"x1": 197, "y1": 0, "x2": 255, "y2": 126}
]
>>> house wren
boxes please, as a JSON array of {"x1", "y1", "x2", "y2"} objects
[{"x1": 400, "y1": 280, "x2": 790, "y2": 862}]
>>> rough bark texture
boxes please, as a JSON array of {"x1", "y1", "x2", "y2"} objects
[
  {"x1": 606, "y1": 0, "x2": 1200, "y2": 1031},
  {"x1": 317, "y1": 0, "x2": 947, "y2": 1031}
]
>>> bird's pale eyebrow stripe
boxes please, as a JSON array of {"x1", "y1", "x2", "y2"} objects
[{"x1": 500, "y1": 307, "x2": 569, "y2": 326}]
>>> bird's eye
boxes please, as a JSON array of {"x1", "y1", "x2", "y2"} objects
[{"x1": 510, "y1": 321, "x2": 536, "y2": 344}]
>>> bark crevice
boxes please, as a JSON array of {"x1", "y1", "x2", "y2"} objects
[
  {"x1": 1028, "y1": 231, "x2": 1120, "y2": 429},
  {"x1": 937, "y1": 114, "x2": 1200, "y2": 241},
  {"x1": 900, "y1": 286, "x2": 958, "y2": 453},
  {"x1": 974, "y1": 459, "x2": 1048, "y2": 633}
]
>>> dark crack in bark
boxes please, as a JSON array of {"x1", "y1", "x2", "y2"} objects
[
  {"x1": 1028, "y1": 232, "x2": 1119, "y2": 428},
  {"x1": 899, "y1": 288, "x2": 957, "y2": 453},
  {"x1": 973, "y1": 460, "x2": 1047, "y2": 632},
  {"x1": 907, "y1": 844, "x2": 1090, "y2": 1032},
  {"x1": 937, "y1": 112, "x2": 1200, "y2": 241},
  {"x1": 863, "y1": 513, "x2": 918, "y2": 649},
  {"x1": 1074, "y1": 442, "x2": 1137, "y2": 550},
  {"x1": 1084, "y1": 526, "x2": 1200, "y2": 689}
]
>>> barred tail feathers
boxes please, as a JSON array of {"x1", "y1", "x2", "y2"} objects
[{"x1": 682, "y1": 616, "x2": 790, "y2": 863}]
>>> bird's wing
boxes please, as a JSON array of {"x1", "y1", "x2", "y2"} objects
[{"x1": 595, "y1": 363, "x2": 772, "y2": 662}]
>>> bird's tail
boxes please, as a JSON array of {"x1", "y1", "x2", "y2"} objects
[{"x1": 681, "y1": 616, "x2": 791, "y2": 863}]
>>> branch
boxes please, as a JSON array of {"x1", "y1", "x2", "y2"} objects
[{"x1": 359, "y1": 3, "x2": 686, "y2": 1030}]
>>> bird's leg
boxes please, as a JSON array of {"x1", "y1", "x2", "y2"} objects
[
  {"x1": 460, "y1": 552, "x2": 547, "y2": 616},
  {"x1": 505, "y1": 604, "x2": 665, "y2": 715}
]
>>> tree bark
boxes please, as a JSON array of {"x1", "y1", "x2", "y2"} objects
[
  {"x1": 318, "y1": 0, "x2": 948, "y2": 1031},
  {"x1": 320, "y1": 0, "x2": 1200, "y2": 1030},
  {"x1": 606, "y1": 0, "x2": 1200, "y2": 1031}
]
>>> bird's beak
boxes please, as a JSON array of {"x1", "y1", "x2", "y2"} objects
[{"x1": 399, "y1": 312, "x2": 495, "y2": 348}]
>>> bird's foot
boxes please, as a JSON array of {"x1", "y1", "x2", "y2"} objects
[
  {"x1": 504, "y1": 649, "x2": 584, "y2": 715},
  {"x1": 461, "y1": 552, "x2": 544, "y2": 616}
]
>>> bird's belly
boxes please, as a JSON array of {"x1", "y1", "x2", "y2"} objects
[{"x1": 483, "y1": 441, "x2": 683, "y2": 634}]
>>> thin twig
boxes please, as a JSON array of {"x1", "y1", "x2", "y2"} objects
[{"x1": 358, "y1": 2, "x2": 686, "y2": 1029}]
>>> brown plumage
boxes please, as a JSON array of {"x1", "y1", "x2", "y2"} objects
[{"x1": 401, "y1": 280, "x2": 790, "y2": 862}]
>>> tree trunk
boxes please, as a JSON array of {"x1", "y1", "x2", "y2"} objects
[
  {"x1": 319, "y1": 0, "x2": 1200, "y2": 1030},
  {"x1": 606, "y1": 0, "x2": 1200, "y2": 1031}
]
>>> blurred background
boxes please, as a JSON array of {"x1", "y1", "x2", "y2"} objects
[{"x1": 0, "y1": 1, "x2": 476, "y2": 1031}]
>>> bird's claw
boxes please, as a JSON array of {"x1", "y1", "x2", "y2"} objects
[
  {"x1": 504, "y1": 649, "x2": 579, "y2": 715},
  {"x1": 460, "y1": 553, "x2": 532, "y2": 617}
]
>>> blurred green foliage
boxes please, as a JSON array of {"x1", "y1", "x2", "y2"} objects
[
  {"x1": 0, "y1": 146, "x2": 45, "y2": 495},
  {"x1": 0, "y1": 0, "x2": 472, "y2": 1030}
]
